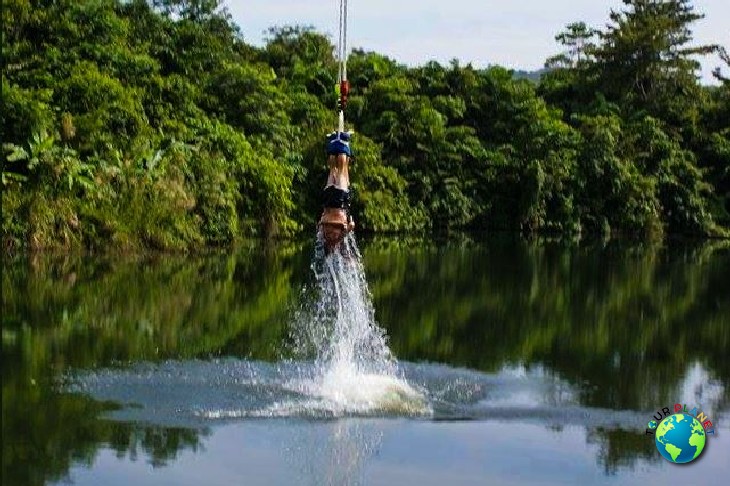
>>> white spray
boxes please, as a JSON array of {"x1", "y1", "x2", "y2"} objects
[{"x1": 289, "y1": 231, "x2": 426, "y2": 415}]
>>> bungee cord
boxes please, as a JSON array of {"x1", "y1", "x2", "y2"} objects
[{"x1": 336, "y1": 0, "x2": 350, "y2": 132}]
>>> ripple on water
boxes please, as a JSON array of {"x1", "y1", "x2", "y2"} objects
[
  {"x1": 60, "y1": 234, "x2": 644, "y2": 428},
  {"x1": 61, "y1": 358, "x2": 646, "y2": 429}
]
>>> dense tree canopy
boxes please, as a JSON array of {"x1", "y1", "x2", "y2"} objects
[{"x1": 2, "y1": 0, "x2": 728, "y2": 250}]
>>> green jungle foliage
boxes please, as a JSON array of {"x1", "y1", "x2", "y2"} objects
[{"x1": 2, "y1": 0, "x2": 729, "y2": 250}]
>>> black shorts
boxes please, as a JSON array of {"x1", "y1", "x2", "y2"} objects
[{"x1": 322, "y1": 186, "x2": 350, "y2": 210}]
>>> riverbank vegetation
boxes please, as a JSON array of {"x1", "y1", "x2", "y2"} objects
[{"x1": 2, "y1": 0, "x2": 729, "y2": 250}]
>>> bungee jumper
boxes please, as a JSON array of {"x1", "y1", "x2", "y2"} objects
[
  {"x1": 319, "y1": 131, "x2": 354, "y2": 252},
  {"x1": 318, "y1": 0, "x2": 355, "y2": 253}
]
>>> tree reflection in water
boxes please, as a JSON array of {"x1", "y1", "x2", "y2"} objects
[{"x1": 2, "y1": 237, "x2": 728, "y2": 484}]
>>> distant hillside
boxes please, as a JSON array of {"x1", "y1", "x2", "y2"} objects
[{"x1": 512, "y1": 68, "x2": 549, "y2": 83}]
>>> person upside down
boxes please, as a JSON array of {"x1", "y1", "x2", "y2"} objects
[{"x1": 318, "y1": 130, "x2": 355, "y2": 253}]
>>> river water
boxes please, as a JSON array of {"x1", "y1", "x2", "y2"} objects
[{"x1": 2, "y1": 235, "x2": 729, "y2": 485}]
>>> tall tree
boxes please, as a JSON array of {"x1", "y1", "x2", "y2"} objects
[
  {"x1": 545, "y1": 22, "x2": 599, "y2": 70},
  {"x1": 593, "y1": 0, "x2": 718, "y2": 128},
  {"x1": 540, "y1": 22, "x2": 602, "y2": 117}
]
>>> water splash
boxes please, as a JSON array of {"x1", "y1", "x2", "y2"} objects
[
  {"x1": 62, "y1": 358, "x2": 655, "y2": 425},
  {"x1": 287, "y1": 231, "x2": 427, "y2": 415}
]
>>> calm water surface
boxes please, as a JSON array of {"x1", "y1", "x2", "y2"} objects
[{"x1": 2, "y1": 236, "x2": 729, "y2": 485}]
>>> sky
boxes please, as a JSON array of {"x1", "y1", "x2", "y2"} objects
[{"x1": 224, "y1": 0, "x2": 728, "y2": 84}]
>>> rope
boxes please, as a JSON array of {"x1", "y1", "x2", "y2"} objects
[
  {"x1": 336, "y1": 0, "x2": 349, "y2": 132},
  {"x1": 337, "y1": 0, "x2": 344, "y2": 84},
  {"x1": 342, "y1": 0, "x2": 348, "y2": 81}
]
